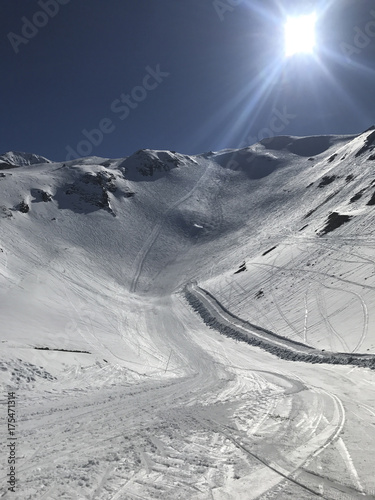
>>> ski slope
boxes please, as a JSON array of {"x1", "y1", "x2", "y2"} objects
[{"x1": 1, "y1": 130, "x2": 375, "y2": 499}]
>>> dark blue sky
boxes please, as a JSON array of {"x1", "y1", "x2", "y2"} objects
[{"x1": 1, "y1": 0, "x2": 375, "y2": 161}]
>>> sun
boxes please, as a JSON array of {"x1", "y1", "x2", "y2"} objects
[{"x1": 284, "y1": 12, "x2": 317, "y2": 57}]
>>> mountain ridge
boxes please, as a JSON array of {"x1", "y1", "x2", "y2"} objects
[{"x1": 0, "y1": 151, "x2": 51, "y2": 169}]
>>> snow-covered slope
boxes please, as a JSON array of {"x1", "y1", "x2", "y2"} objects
[
  {"x1": 200, "y1": 131, "x2": 375, "y2": 354},
  {"x1": 1, "y1": 131, "x2": 375, "y2": 499}
]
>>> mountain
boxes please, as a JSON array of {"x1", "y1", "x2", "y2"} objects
[
  {"x1": 0, "y1": 151, "x2": 51, "y2": 169},
  {"x1": 1, "y1": 130, "x2": 375, "y2": 499}
]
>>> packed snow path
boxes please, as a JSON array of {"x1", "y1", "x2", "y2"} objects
[
  {"x1": 184, "y1": 283, "x2": 375, "y2": 369},
  {"x1": 1, "y1": 295, "x2": 375, "y2": 499}
]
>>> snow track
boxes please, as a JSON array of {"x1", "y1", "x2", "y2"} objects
[
  {"x1": 130, "y1": 160, "x2": 213, "y2": 293},
  {"x1": 3, "y1": 293, "x2": 374, "y2": 499},
  {"x1": 184, "y1": 283, "x2": 375, "y2": 370}
]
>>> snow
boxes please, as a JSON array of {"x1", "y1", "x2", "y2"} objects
[
  {"x1": 0, "y1": 151, "x2": 51, "y2": 168},
  {"x1": 1, "y1": 130, "x2": 375, "y2": 499}
]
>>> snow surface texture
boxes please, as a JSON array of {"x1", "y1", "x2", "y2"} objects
[{"x1": 1, "y1": 132, "x2": 375, "y2": 499}]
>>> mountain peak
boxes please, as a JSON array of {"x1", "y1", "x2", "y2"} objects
[{"x1": 0, "y1": 151, "x2": 51, "y2": 169}]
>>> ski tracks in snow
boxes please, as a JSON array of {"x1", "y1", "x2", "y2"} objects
[{"x1": 130, "y1": 160, "x2": 218, "y2": 293}]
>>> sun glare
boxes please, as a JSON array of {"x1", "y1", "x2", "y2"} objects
[{"x1": 284, "y1": 13, "x2": 317, "y2": 57}]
